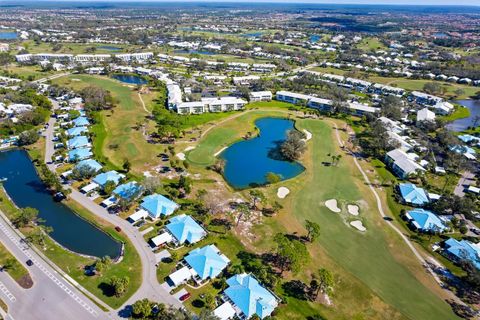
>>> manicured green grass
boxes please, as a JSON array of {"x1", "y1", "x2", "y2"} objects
[
  {"x1": 440, "y1": 105, "x2": 470, "y2": 122},
  {"x1": 53, "y1": 75, "x2": 160, "y2": 174},
  {"x1": 2, "y1": 64, "x2": 55, "y2": 81},
  {"x1": 356, "y1": 37, "x2": 387, "y2": 52},
  {"x1": 287, "y1": 119, "x2": 458, "y2": 320}
]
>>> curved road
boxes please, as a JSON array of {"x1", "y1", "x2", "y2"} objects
[{"x1": 44, "y1": 100, "x2": 181, "y2": 313}]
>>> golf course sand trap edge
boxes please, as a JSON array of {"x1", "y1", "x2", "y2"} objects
[
  {"x1": 303, "y1": 129, "x2": 312, "y2": 141},
  {"x1": 184, "y1": 146, "x2": 196, "y2": 152},
  {"x1": 325, "y1": 199, "x2": 341, "y2": 213},
  {"x1": 277, "y1": 187, "x2": 290, "y2": 199},
  {"x1": 347, "y1": 204, "x2": 360, "y2": 216},
  {"x1": 214, "y1": 146, "x2": 227, "y2": 157},
  {"x1": 350, "y1": 220, "x2": 366, "y2": 232}
]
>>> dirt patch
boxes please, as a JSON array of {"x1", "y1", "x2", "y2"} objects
[{"x1": 17, "y1": 274, "x2": 34, "y2": 289}]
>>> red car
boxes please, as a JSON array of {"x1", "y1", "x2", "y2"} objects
[
  {"x1": 115, "y1": 226, "x2": 122, "y2": 232},
  {"x1": 179, "y1": 293, "x2": 191, "y2": 301}
]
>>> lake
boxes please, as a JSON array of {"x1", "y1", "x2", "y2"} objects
[
  {"x1": 111, "y1": 74, "x2": 148, "y2": 85},
  {"x1": 0, "y1": 149, "x2": 122, "y2": 258},
  {"x1": 174, "y1": 49, "x2": 216, "y2": 56},
  {"x1": 446, "y1": 99, "x2": 480, "y2": 132},
  {"x1": 221, "y1": 117, "x2": 305, "y2": 189},
  {"x1": 97, "y1": 45, "x2": 122, "y2": 51},
  {"x1": 0, "y1": 32, "x2": 17, "y2": 40}
]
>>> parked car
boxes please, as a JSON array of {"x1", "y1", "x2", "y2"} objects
[
  {"x1": 115, "y1": 226, "x2": 122, "y2": 232},
  {"x1": 26, "y1": 259, "x2": 33, "y2": 266},
  {"x1": 179, "y1": 293, "x2": 191, "y2": 301}
]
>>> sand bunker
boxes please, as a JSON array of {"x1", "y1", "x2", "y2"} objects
[
  {"x1": 176, "y1": 153, "x2": 186, "y2": 160},
  {"x1": 184, "y1": 146, "x2": 195, "y2": 152},
  {"x1": 350, "y1": 220, "x2": 366, "y2": 232},
  {"x1": 325, "y1": 199, "x2": 341, "y2": 213},
  {"x1": 347, "y1": 204, "x2": 360, "y2": 216},
  {"x1": 214, "y1": 146, "x2": 227, "y2": 157},
  {"x1": 277, "y1": 187, "x2": 290, "y2": 199},
  {"x1": 303, "y1": 129, "x2": 312, "y2": 141}
]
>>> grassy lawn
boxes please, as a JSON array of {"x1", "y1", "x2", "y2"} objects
[
  {"x1": 0, "y1": 187, "x2": 141, "y2": 309},
  {"x1": 0, "y1": 241, "x2": 31, "y2": 286},
  {"x1": 440, "y1": 105, "x2": 470, "y2": 122},
  {"x1": 280, "y1": 119, "x2": 458, "y2": 320},
  {"x1": 185, "y1": 108, "x2": 458, "y2": 319},
  {"x1": 2, "y1": 64, "x2": 55, "y2": 81},
  {"x1": 17, "y1": 40, "x2": 143, "y2": 55},
  {"x1": 356, "y1": 37, "x2": 387, "y2": 52},
  {"x1": 53, "y1": 75, "x2": 161, "y2": 175}
]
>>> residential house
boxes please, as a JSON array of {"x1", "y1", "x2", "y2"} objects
[
  {"x1": 184, "y1": 244, "x2": 230, "y2": 282},
  {"x1": 224, "y1": 273, "x2": 279, "y2": 319},
  {"x1": 165, "y1": 214, "x2": 207, "y2": 245},
  {"x1": 444, "y1": 238, "x2": 480, "y2": 269},
  {"x1": 140, "y1": 194, "x2": 179, "y2": 219},
  {"x1": 405, "y1": 209, "x2": 447, "y2": 233},
  {"x1": 249, "y1": 91, "x2": 272, "y2": 102},
  {"x1": 385, "y1": 148, "x2": 425, "y2": 179},
  {"x1": 398, "y1": 183, "x2": 430, "y2": 206}
]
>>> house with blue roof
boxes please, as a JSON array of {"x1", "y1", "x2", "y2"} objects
[
  {"x1": 224, "y1": 273, "x2": 279, "y2": 319},
  {"x1": 75, "y1": 159, "x2": 102, "y2": 173},
  {"x1": 450, "y1": 145, "x2": 476, "y2": 155},
  {"x1": 66, "y1": 126, "x2": 88, "y2": 137},
  {"x1": 405, "y1": 209, "x2": 447, "y2": 233},
  {"x1": 458, "y1": 134, "x2": 480, "y2": 144},
  {"x1": 93, "y1": 170, "x2": 124, "y2": 188},
  {"x1": 72, "y1": 116, "x2": 90, "y2": 127},
  {"x1": 67, "y1": 135, "x2": 90, "y2": 150},
  {"x1": 184, "y1": 244, "x2": 230, "y2": 282},
  {"x1": 444, "y1": 238, "x2": 480, "y2": 270},
  {"x1": 398, "y1": 183, "x2": 430, "y2": 206},
  {"x1": 166, "y1": 214, "x2": 206, "y2": 245},
  {"x1": 68, "y1": 147, "x2": 92, "y2": 162},
  {"x1": 113, "y1": 182, "x2": 143, "y2": 200},
  {"x1": 140, "y1": 194, "x2": 179, "y2": 219}
]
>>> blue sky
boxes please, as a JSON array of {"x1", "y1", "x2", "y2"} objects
[{"x1": 30, "y1": 0, "x2": 480, "y2": 4}]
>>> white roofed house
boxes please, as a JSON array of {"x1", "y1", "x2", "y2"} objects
[
  {"x1": 409, "y1": 91, "x2": 443, "y2": 106},
  {"x1": 416, "y1": 108, "x2": 436, "y2": 124},
  {"x1": 348, "y1": 102, "x2": 379, "y2": 116},
  {"x1": 232, "y1": 75, "x2": 260, "y2": 86},
  {"x1": 74, "y1": 54, "x2": 111, "y2": 63},
  {"x1": 385, "y1": 148, "x2": 425, "y2": 179},
  {"x1": 249, "y1": 91, "x2": 272, "y2": 102},
  {"x1": 167, "y1": 83, "x2": 183, "y2": 110},
  {"x1": 251, "y1": 63, "x2": 276, "y2": 73},
  {"x1": 307, "y1": 97, "x2": 333, "y2": 112},
  {"x1": 202, "y1": 97, "x2": 246, "y2": 112},
  {"x1": 432, "y1": 101, "x2": 455, "y2": 115},
  {"x1": 275, "y1": 91, "x2": 310, "y2": 105},
  {"x1": 177, "y1": 101, "x2": 206, "y2": 114}
]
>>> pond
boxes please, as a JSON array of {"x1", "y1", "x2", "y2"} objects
[
  {"x1": 221, "y1": 117, "x2": 305, "y2": 189},
  {"x1": 446, "y1": 100, "x2": 480, "y2": 132},
  {"x1": 0, "y1": 149, "x2": 122, "y2": 258},
  {"x1": 111, "y1": 74, "x2": 148, "y2": 85},
  {"x1": 97, "y1": 45, "x2": 122, "y2": 51},
  {"x1": 0, "y1": 32, "x2": 17, "y2": 40},
  {"x1": 309, "y1": 34, "x2": 321, "y2": 43},
  {"x1": 174, "y1": 49, "x2": 216, "y2": 56}
]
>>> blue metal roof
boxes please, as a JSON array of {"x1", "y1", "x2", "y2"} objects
[
  {"x1": 166, "y1": 214, "x2": 206, "y2": 244},
  {"x1": 75, "y1": 159, "x2": 102, "y2": 173},
  {"x1": 225, "y1": 273, "x2": 278, "y2": 319},
  {"x1": 66, "y1": 126, "x2": 88, "y2": 136},
  {"x1": 406, "y1": 208, "x2": 447, "y2": 232},
  {"x1": 73, "y1": 116, "x2": 90, "y2": 127},
  {"x1": 113, "y1": 182, "x2": 142, "y2": 200},
  {"x1": 67, "y1": 135, "x2": 89, "y2": 149},
  {"x1": 68, "y1": 147, "x2": 92, "y2": 162},
  {"x1": 399, "y1": 183, "x2": 429, "y2": 206},
  {"x1": 445, "y1": 238, "x2": 480, "y2": 269},
  {"x1": 140, "y1": 194, "x2": 178, "y2": 218},
  {"x1": 184, "y1": 244, "x2": 230, "y2": 280},
  {"x1": 93, "y1": 170, "x2": 123, "y2": 187}
]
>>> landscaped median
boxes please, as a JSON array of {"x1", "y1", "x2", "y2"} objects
[
  {"x1": 0, "y1": 186, "x2": 141, "y2": 309},
  {"x1": 0, "y1": 241, "x2": 33, "y2": 289}
]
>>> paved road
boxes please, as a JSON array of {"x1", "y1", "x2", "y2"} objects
[
  {"x1": 44, "y1": 103, "x2": 182, "y2": 312},
  {"x1": 453, "y1": 171, "x2": 475, "y2": 197},
  {"x1": 33, "y1": 72, "x2": 71, "y2": 84},
  {"x1": 0, "y1": 211, "x2": 109, "y2": 320}
]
